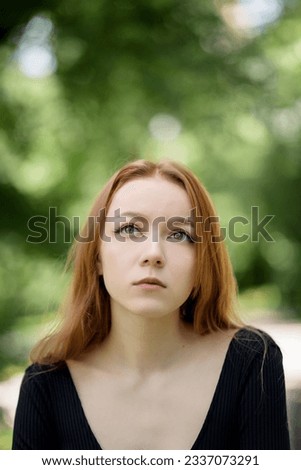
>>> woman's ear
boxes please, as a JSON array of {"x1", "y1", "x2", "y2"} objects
[{"x1": 96, "y1": 254, "x2": 102, "y2": 275}]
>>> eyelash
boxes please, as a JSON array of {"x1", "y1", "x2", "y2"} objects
[
  {"x1": 170, "y1": 230, "x2": 194, "y2": 243},
  {"x1": 113, "y1": 224, "x2": 143, "y2": 237},
  {"x1": 113, "y1": 223, "x2": 194, "y2": 243}
]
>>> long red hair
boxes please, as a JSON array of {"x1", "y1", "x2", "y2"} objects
[{"x1": 31, "y1": 159, "x2": 240, "y2": 364}]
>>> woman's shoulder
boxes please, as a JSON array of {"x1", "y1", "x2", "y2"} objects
[
  {"x1": 24, "y1": 361, "x2": 67, "y2": 374},
  {"x1": 231, "y1": 326, "x2": 283, "y2": 362},
  {"x1": 20, "y1": 362, "x2": 69, "y2": 390}
]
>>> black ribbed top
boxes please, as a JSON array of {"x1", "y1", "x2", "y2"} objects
[{"x1": 12, "y1": 328, "x2": 290, "y2": 450}]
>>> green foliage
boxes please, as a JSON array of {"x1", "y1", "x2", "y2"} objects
[
  {"x1": 1, "y1": 0, "x2": 301, "y2": 372},
  {"x1": 0, "y1": 423, "x2": 12, "y2": 450}
]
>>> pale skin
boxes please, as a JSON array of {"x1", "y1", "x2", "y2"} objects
[{"x1": 67, "y1": 176, "x2": 238, "y2": 450}]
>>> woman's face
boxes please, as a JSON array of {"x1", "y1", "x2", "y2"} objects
[{"x1": 99, "y1": 175, "x2": 196, "y2": 320}]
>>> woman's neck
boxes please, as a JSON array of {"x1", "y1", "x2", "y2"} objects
[{"x1": 97, "y1": 306, "x2": 197, "y2": 375}]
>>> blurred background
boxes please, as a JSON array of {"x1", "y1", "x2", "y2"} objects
[{"x1": 0, "y1": 0, "x2": 300, "y2": 449}]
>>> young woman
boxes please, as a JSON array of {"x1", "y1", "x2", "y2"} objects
[{"x1": 12, "y1": 159, "x2": 290, "y2": 450}]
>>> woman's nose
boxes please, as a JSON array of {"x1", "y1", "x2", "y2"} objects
[{"x1": 139, "y1": 237, "x2": 166, "y2": 267}]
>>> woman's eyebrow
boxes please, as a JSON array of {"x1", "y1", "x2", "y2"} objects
[
  {"x1": 120, "y1": 212, "x2": 194, "y2": 227},
  {"x1": 119, "y1": 211, "x2": 146, "y2": 218},
  {"x1": 170, "y1": 217, "x2": 194, "y2": 227}
]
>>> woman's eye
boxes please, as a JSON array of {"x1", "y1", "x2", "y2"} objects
[
  {"x1": 122, "y1": 224, "x2": 137, "y2": 235},
  {"x1": 115, "y1": 224, "x2": 143, "y2": 237},
  {"x1": 169, "y1": 231, "x2": 193, "y2": 243}
]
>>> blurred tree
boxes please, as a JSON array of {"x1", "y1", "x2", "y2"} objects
[{"x1": 0, "y1": 0, "x2": 301, "y2": 374}]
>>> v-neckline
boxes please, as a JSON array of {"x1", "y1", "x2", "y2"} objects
[{"x1": 65, "y1": 330, "x2": 239, "y2": 450}]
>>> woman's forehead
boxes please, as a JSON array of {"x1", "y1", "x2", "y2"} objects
[{"x1": 107, "y1": 176, "x2": 193, "y2": 218}]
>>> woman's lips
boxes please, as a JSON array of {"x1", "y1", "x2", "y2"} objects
[{"x1": 133, "y1": 277, "x2": 166, "y2": 288}]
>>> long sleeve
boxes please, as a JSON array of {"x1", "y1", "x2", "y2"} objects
[
  {"x1": 238, "y1": 336, "x2": 290, "y2": 449},
  {"x1": 12, "y1": 365, "x2": 57, "y2": 449}
]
